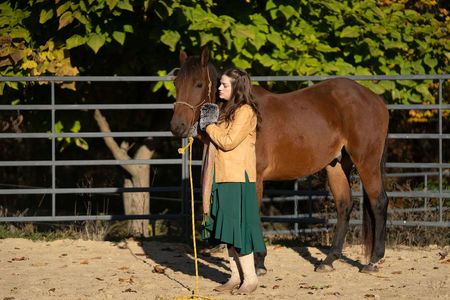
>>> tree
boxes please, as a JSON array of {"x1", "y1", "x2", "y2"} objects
[{"x1": 94, "y1": 109, "x2": 152, "y2": 237}]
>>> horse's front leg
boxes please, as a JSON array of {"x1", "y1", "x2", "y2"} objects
[{"x1": 316, "y1": 162, "x2": 353, "y2": 272}]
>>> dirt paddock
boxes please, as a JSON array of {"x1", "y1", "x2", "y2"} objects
[{"x1": 0, "y1": 238, "x2": 449, "y2": 299}]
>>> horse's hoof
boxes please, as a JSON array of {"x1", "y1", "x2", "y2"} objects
[
  {"x1": 360, "y1": 263, "x2": 379, "y2": 273},
  {"x1": 315, "y1": 264, "x2": 335, "y2": 273},
  {"x1": 256, "y1": 267, "x2": 267, "y2": 276}
]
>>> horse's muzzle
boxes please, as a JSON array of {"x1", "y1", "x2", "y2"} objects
[{"x1": 170, "y1": 118, "x2": 190, "y2": 138}]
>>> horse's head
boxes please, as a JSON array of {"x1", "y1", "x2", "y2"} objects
[{"x1": 170, "y1": 46, "x2": 218, "y2": 137}]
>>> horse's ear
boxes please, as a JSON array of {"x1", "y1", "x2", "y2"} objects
[
  {"x1": 200, "y1": 45, "x2": 210, "y2": 67},
  {"x1": 179, "y1": 50, "x2": 188, "y2": 65}
]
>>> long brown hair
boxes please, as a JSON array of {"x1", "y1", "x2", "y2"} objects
[{"x1": 219, "y1": 68, "x2": 261, "y2": 125}]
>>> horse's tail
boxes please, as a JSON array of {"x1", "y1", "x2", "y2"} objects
[{"x1": 362, "y1": 135, "x2": 388, "y2": 259}]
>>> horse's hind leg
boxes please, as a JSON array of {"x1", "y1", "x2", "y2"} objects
[
  {"x1": 350, "y1": 149, "x2": 388, "y2": 273},
  {"x1": 316, "y1": 153, "x2": 354, "y2": 272},
  {"x1": 357, "y1": 161, "x2": 388, "y2": 272},
  {"x1": 254, "y1": 176, "x2": 267, "y2": 276}
]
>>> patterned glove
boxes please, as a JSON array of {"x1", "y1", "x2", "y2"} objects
[
  {"x1": 188, "y1": 122, "x2": 198, "y2": 137},
  {"x1": 199, "y1": 103, "x2": 219, "y2": 131}
]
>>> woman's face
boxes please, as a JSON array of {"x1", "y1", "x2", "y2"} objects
[{"x1": 218, "y1": 75, "x2": 233, "y2": 101}]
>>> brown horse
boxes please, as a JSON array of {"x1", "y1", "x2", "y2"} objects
[{"x1": 170, "y1": 46, "x2": 389, "y2": 274}]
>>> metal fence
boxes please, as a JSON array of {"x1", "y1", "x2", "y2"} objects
[{"x1": 0, "y1": 74, "x2": 449, "y2": 232}]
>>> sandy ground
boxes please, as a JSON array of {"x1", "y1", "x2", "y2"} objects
[{"x1": 0, "y1": 238, "x2": 449, "y2": 300}]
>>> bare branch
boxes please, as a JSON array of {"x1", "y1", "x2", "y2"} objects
[{"x1": 94, "y1": 109, "x2": 137, "y2": 175}]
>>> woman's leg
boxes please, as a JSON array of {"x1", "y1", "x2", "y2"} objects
[{"x1": 213, "y1": 245, "x2": 242, "y2": 292}]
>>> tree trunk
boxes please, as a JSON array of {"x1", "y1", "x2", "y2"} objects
[
  {"x1": 94, "y1": 109, "x2": 153, "y2": 237},
  {"x1": 122, "y1": 145, "x2": 152, "y2": 237}
]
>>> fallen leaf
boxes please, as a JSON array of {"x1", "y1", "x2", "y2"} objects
[
  {"x1": 135, "y1": 253, "x2": 146, "y2": 256},
  {"x1": 60, "y1": 253, "x2": 68, "y2": 257},
  {"x1": 80, "y1": 260, "x2": 89, "y2": 265},
  {"x1": 119, "y1": 267, "x2": 129, "y2": 271},
  {"x1": 391, "y1": 271, "x2": 402, "y2": 274},
  {"x1": 117, "y1": 242, "x2": 127, "y2": 249},
  {"x1": 273, "y1": 285, "x2": 279, "y2": 289},
  {"x1": 364, "y1": 294, "x2": 376, "y2": 298},
  {"x1": 438, "y1": 251, "x2": 448, "y2": 260},
  {"x1": 325, "y1": 292, "x2": 341, "y2": 296},
  {"x1": 118, "y1": 277, "x2": 135, "y2": 284},
  {"x1": 259, "y1": 285, "x2": 267, "y2": 288},
  {"x1": 96, "y1": 277, "x2": 104, "y2": 281},
  {"x1": 433, "y1": 266, "x2": 439, "y2": 269},
  {"x1": 152, "y1": 265, "x2": 166, "y2": 274},
  {"x1": 31, "y1": 262, "x2": 48, "y2": 267},
  {"x1": 299, "y1": 283, "x2": 331, "y2": 290},
  {"x1": 11, "y1": 257, "x2": 28, "y2": 261}
]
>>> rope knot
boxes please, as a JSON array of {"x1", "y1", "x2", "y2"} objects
[{"x1": 178, "y1": 137, "x2": 194, "y2": 154}]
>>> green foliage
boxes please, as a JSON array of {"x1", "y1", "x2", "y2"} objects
[
  {"x1": 155, "y1": 0, "x2": 449, "y2": 104},
  {"x1": 2, "y1": 0, "x2": 448, "y2": 101},
  {"x1": 51, "y1": 120, "x2": 89, "y2": 152},
  {"x1": 0, "y1": 0, "x2": 136, "y2": 82},
  {"x1": 0, "y1": 2, "x2": 78, "y2": 83}
]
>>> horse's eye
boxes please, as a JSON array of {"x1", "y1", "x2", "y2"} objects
[{"x1": 196, "y1": 82, "x2": 203, "y2": 88}]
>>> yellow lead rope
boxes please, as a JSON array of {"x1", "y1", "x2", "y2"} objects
[{"x1": 176, "y1": 137, "x2": 214, "y2": 300}]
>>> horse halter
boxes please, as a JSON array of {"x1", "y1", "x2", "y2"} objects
[{"x1": 173, "y1": 67, "x2": 213, "y2": 117}]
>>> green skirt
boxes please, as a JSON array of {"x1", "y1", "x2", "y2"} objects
[{"x1": 202, "y1": 173, "x2": 266, "y2": 255}]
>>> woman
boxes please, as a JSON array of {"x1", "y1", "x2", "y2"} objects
[{"x1": 200, "y1": 68, "x2": 266, "y2": 294}]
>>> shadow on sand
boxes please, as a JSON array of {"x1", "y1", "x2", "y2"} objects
[{"x1": 125, "y1": 238, "x2": 229, "y2": 291}]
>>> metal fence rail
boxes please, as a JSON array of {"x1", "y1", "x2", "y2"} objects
[{"x1": 0, "y1": 74, "x2": 449, "y2": 230}]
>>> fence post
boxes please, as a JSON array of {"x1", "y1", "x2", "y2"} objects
[
  {"x1": 438, "y1": 79, "x2": 443, "y2": 223},
  {"x1": 294, "y1": 179, "x2": 299, "y2": 236},
  {"x1": 51, "y1": 81, "x2": 56, "y2": 219}
]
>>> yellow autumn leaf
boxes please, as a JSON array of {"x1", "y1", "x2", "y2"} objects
[
  {"x1": 53, "y1": 49, "x2": 64, "y2": 61},
  {"x1": 21, "y1": 60, "x2": 37, "y2": 70},
  {"x1": 62, "y1": 82, "x2": 76, "y2": 91},
  {"x1": 47, "y1": 40, "x2": 54, "y2": 51},
  {"x1": 39, "y1": 52, "x2": 48, "y2": 60},
  {"x1": 45, "y1": 51, "x2": 55, "y2": 61}
]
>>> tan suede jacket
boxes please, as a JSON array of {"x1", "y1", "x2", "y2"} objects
[{"x1": 205, "y1": 104, "x2": 257, "y2": 183}]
